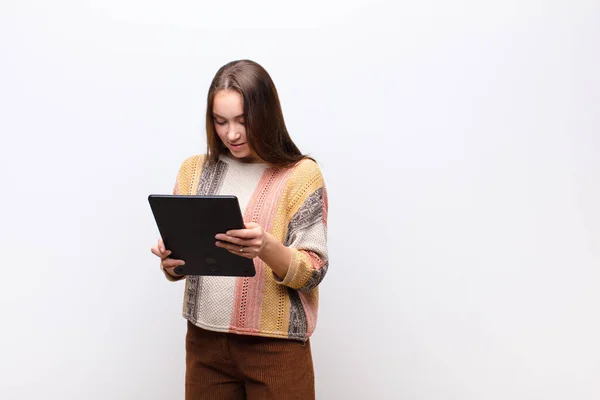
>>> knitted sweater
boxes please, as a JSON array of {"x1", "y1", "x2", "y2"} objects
[{"x1": 163, "y1": 153, "x2": 329, "y2": 341}]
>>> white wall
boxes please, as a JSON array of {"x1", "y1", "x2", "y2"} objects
[{"x1": 1, "y1": 1, "x2": 598, "y2": 399}]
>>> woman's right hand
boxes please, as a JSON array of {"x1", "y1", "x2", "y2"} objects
[{"x1": 151, "y1": 238, "x2": 185, "y2": 277}]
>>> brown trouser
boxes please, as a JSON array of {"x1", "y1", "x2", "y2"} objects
[{"x1": 185, "y1": 320, "x2": 315, "y2": 400}]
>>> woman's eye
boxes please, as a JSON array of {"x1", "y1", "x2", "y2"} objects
[
  {"x1": 239, "y1": 120, "x2": 245, "y2": 126},
  {"x1": 215, "y1": 119, "x2": 226, "y2": 125}
]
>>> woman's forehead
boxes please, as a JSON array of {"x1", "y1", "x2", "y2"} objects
[{"x1": 213, "y1": 90, "x2": 243, "y2": 112}]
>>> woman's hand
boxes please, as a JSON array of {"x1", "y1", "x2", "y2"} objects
[
  {"x1": 216, "y1": 222, "x2": 292, "y2": 280},
  {"x1": 215, "y1": 222, "x2": 267, "y2": 259},
  {"x1": 151, "y1": 238, "x2": 185, "y2": 277}
]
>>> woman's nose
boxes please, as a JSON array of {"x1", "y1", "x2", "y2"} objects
[{"x1": 227, "y1": 129, "x2": 241, "y2": 141}]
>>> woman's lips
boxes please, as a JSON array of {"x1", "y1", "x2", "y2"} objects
[{"x1": 230, "y1": 143, "x2": 246, "y2": 150}]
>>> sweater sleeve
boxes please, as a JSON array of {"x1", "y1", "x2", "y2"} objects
[
  {"x1": 276, "y1": 160, "x2": 329, "y2": 291},
  {"x1": 160, "y1": 154, "x2": 205, "y2": 282}
]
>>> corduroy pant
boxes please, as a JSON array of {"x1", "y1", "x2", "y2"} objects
[{"x1": 185, "y1": 320, "x2": 315, "y2": 400}]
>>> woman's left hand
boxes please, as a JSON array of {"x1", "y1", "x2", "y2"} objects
[{"x1": 215, "y1": 222, "x2": 267, "y2": 259}]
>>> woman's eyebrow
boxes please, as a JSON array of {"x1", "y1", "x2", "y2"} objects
[{"x1": 213, "y1": 113, "x2": 245, "y2": 119}]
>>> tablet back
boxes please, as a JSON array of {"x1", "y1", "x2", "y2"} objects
[{"x1": 148, "y1": 195, "x2": 256, "y2": 277}]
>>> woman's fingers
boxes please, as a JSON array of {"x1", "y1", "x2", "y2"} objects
[
  {"x1": 221, "y1": 223, "x2": 261, "y2": 240},
  {"x1": 151, "y1": 246, "x2": 172, "y2": 259},
  {"x1": 215, "y1": 234, "x2": 243, "y2": 246},
  {"x1": 151, "y1": 246, "x2": 162, "y2": 258},
  {"x1": 151, "y1": 238, "x2": 185, "y2": 271},
  {"x1": 162, "y1": 258, "x2": 185, "y2": 268},
  {"x1": 215, "y1": 234, "x2": 261, "y2": 247},
  {"x1": 215, "y1": 239, "x2": 260, "y2": 250},
  {"x1": 215, "y1": 241, "x2": 254, "y2": 258}
]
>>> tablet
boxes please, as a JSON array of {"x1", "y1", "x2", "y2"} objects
[{"x1": 148, "y1": 194, "x2": 256, "y2": 277}]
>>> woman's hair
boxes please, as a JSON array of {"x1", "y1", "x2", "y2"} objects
[{"x1": 205, "y1": 59, "x2": 307, "y2": 167}]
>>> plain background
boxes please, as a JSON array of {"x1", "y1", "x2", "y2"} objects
[{"x1": 1, "y1": 1, "x2": 599, "y2": 399}]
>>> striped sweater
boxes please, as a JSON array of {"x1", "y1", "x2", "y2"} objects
[{"x1": 164, "y1": 153, "x2": 329, "y2": 341}]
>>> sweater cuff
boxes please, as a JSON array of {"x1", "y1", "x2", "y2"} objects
[{"x1": 274, "y1": 248, "x2": 312, "y2": 289}]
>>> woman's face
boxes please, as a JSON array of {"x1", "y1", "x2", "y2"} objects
[{"x1": 212, "y1": 89, "x2": 255, "y2": 161}]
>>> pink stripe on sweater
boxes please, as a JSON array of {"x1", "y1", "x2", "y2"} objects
[{"x1": 229, "y1": 166, "x2": 294, "y2": 332}]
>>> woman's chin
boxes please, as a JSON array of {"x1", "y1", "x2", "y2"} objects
[{"x1": 229, "y1": 148, "x2": 249, "y2": 157}]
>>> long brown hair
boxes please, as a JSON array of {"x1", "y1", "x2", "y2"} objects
[{"x1": 205, "y1": 60, "x2": 308, "y2": 167}]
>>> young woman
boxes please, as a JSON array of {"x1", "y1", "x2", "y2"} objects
[{"x1": 151, "y1": 59, "x2": 329, "y2": 400}]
